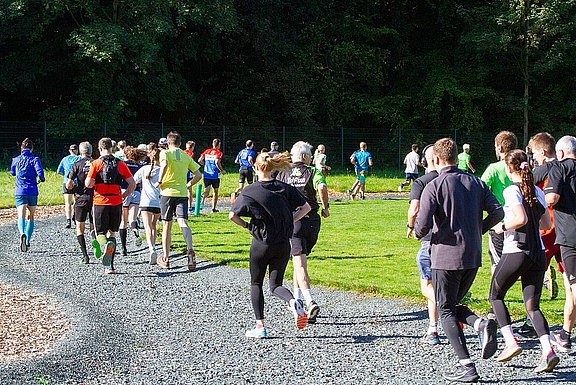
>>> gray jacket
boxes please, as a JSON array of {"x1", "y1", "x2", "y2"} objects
[{"x1": 415, "y1": 166, "x2": 503, "y2": 270}]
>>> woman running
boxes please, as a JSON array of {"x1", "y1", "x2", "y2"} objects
[
  {"x1": 490, "y1": 149, "x2": 558, "y2": 372},
  {"x1": 10, "y1": 138, "x2": 45, "y2": 252},
  {"x1": 118, "y1": 146, "x2": 147, "y2": 255},
  {"x1": 133, "y1": 145, "x2": 161, "y2": 265},
  {"x1": 229, "y1": 152, "x2": 312, "y2": 338}
]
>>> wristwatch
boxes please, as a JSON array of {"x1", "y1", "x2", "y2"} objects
[
  {"x1": 501, "y1": 223, "x2": 507, "y2": 232},
  {"x1": 407, "y1": 224, "x2": 414, "y2": 230}
]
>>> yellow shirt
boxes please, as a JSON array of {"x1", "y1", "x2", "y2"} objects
[{"x1": 159, "y1": 148, "x2": 200, "y2": 197}]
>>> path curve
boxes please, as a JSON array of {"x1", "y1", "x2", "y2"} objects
[{"x1": 0, "y1": 216, "x2": 574, "y2": 384}]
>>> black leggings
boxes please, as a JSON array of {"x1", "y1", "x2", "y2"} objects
[
  {"x1": 249, "y1": 239, "x2": 294, "y2": 320},
  {"x1": 489, "y1": 252, "x2": 549, "y2": 337}
]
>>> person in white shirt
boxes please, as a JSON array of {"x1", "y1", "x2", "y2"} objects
[{"x1": 399, "y1": 144, "x2": 421, "y2": 191}]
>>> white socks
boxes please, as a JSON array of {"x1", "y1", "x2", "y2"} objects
[
  {"x1": 501, "y1": 325, "x2": 516, "y2": 346},
  {"x1": 473, "y1": 318, "x2": 482, "y2": 332},
  {"x1": 540, "y1": 334, "x2": 552, "y2": 355},
  {"x1": 427, "y1": 322, "x2": 438, "y2": 334},
  {"x1": 302, "y1": 289, "x2": 313, "y2": 305},
  {"x1": 459, "y1": 358, "x2": 473, "y2": 366}
]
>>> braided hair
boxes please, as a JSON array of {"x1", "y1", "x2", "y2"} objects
[
  {"x1": 147, "y1": 144, "x2": 160, "y2": 180},
  {"x1": 504, "y1": 149, "x2": 537, "y2": 207}
]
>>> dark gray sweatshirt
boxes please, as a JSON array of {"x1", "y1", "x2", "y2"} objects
[{"x1": 415, "y1": 166, "x2": 503, "y2": 270}]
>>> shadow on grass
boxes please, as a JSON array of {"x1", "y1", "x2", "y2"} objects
[{"x1": 314, "y1": 254, "x2": 395, "y2": 260}]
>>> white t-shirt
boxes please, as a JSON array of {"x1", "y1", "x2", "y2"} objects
[
  {"x1": 502, "y1": 184, "x2": 546, "y2": 254},
  {"x1": 404, "y1": 151, "x2": 420, "y2": 173},
  {"x1": 133, "y1": 165, "x2": 161, "y2": 208}
]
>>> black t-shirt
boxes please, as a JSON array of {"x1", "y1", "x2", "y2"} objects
[
  {"x1": 275, "y1": 162, "x2": 319, "y2": 212},
  {"x1": 533, "y1": 160, "x2": 559, "y2": 187},
  {"x1": 545, "y1": 158, "x2": 576, "y2": 247},
  {"x1": 122, "y1": 160, "x2": 141, "y2": 191},
  {"x1": 231, "y1": 179, "x2": 307, "y2": 244},
  {"x1": 68, "y1": 157, "x2": 94, "y2": 204},
  {"x1": 409, "y1": 171, "x2": 439, "y2": 201}
]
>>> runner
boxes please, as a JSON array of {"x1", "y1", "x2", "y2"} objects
[
  {"x1": 229, "y1": 151, "x2": 312, "y2": 338},
  {"x1": 313, "y1": 144, "x2": 331, "y2": 177},
  {"x1": 415, "y1": 138, "x2": 503, "y2": 383},
  {"x1": 489, "y1": 149, "x2": 558, "y2": 372},
  {"x1": 184, "y1": 140, "x2": 197, "y2": 212},
  {"x1": 348, "y1": 142, "x2": 373, "y2": 200},
  {"x1": 115, "y1": 140, "x2": 127, "y2": 160},
  {"x1": 268, "y1": 141, "x2": 280, "y2": 157},
  {"x1": 66, "y1": 142, "x2": 96, "y2": 264},
  {"x1": 232, "y1": 140, "x2": 256, "y2": 201},
  {"x1": 276, "y1": 141, "x2": 330, "y2": 324},
  {"x1": 529, "y1": 132, "x2": 563, "y2": 299},
  {"x1": 118, "y1": 147, "x2": 147, "y2": 256},
  {"x1": 545, "y1": 135, "x2": 576, "y2": 354},
  {"x1": 406, "y1": 144, "x2": 439, "y2": 345},
  {"x1": 399, "y1": 144, "x2": 420, "y2": 192},
  {"x1": 133, "y1": 145, "x2": 162, "y2": 265},
  {"x1": 57, "y1": 144, "x2": 81, "y2": 228},
  {"x1": 457, "y1": 144, "x2": 476, "y2": 173},
  {"x1": 85, "y1": 138, "x2": 136, "y2": 274},
  {"x1": 11, "y1": 138, "x2": 45, "y2": 252},
  {"x1": 156, "y1": 131, "x2": 202, "y2": 270},
  {"x1": 198, "y1": 138, "x2": 225, "y2": 213}
]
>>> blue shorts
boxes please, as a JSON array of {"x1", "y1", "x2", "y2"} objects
[
  {"x1": 405, "y1": 172, "x2": 419, "y2": 181},
  {"x1": 416, "y1": 240, "x2": 432, "y2": 280},
  {"x1": 122, "y1": 190, "x2": 141, "y2": 207},
  {"x1": 15, "y1": 195, "x2": 38, "y2": 207}
]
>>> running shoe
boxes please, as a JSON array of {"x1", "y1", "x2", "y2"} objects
[
  {"x1": 149, "y1": 250, "x2": 157, "y2": 265},
  {"x1": 497, "y1": 342, "x2": 523, "y2": 362},
  {"x1": 546, "y1": 265, "x2": 558, "y2": 299},
  {"x1": 307, "y1": 301, "x2": 321, "y2": 324},
  {"x1": 104, "y1": 266, "x2": 117, "y2": 275},
  {"x1": 419, "y1": 332, "x2": 440, "y2": 346},
  {"x1": 212, "y1": 209, "x2": 220, "y2": 213},
  {"x1": 81, "y1": 254, "x2": 89, "y2": 264},
  {"x1": 534, "y1": 349, "x2": 560, "y2": 373},
  {"x1": 245, "y1": 327, "x2": 268, "y2": 339},
  {"x1": 550, "y1": 331, "x2": 572, "y2": 353},
  {"x1": 292, "y1": 299, "x2": 308, "y2": 330},
  {"x1": 65, "y1": 218, "x2": 72, "y2": 229},
  {"x1": 515, "y1": 321, "x2": 537, "y2": 339},
  {"x1": 199, "y1": 197, "x2": 204, "y2": 210},
  {"x1": 478, "y1": 318, "x2": 498, "y2": 359},
  {"x1": 133, "y1": 229, "x2": 142, "y2": 247},
  {"x1": 187, "y1": 249, "x2": 196, "y2": 272},
  {"x1": 20, "y1": 234, "x2": 28, "y2": 252},
  {"x1": 102, "y1": 240, "x2": 116, "y2": 267},
  {"x1": 442, "y1": 363, "x2": 479, "y2": 383},
  {"x1": 398, "y1": 184, "x2": 403, "y2": 193}
]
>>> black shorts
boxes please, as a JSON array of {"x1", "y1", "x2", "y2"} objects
[
  {"x1": 140, "y1": 206, "x2": 161, "y2": 214},
  {"x1": 62, "y1": 183, "x2": 75, "y2": 194},
  {"x1": 488, "y1": 230, "x2": 504, "y2": 266},
  {"x1": 74, "y1": 200, "x2": 93, "y2": 222},
  {"x1": 204, "y1": 178, "x2": 220, "y2": 189},
  {"x1": 93, "y1": 204, "x2": 122, "y2": 234},
  {"x1": 290, "y1": 213, "x2": 321, "y2": 256},
  {"x1": 239, "y1": 168, "x2": 254, "y2": 184},
  {"x1": 160, "y1": 196, "x2": 188, "y2": 221},
  {"x1": 560, "y1": 245, "x2": 576, "y2": 285}
]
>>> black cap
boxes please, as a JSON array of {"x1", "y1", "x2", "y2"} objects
[{"x1": 69, "y1": 144, "x2": 78, "y2": 150}]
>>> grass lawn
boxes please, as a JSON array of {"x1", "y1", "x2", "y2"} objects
[{"x1": 173, "y1": 199, "x2": 565, "y2": 326}]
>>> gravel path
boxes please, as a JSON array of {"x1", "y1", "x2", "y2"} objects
[{"x1": 1, "y1": 216, "x2": 575, "y2": 385}]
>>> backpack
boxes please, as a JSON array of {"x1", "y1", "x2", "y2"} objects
[{"x1": 97, "y1": 155, "x2": 122, "y2": 185}]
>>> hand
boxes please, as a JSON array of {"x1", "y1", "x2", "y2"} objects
[
  {"x1": 406, "y1": 227, "x2": 414, "y2": 239},
  {"x1": 326, "y1": 166, "x2": 331, "y2": 171},
  {"x1": 492, "y1": 224, "x2": 504, "y2": 234},
  {"x1": 321, "y1": 208, "x2": 330, "y2": 218},
  {"x1": 221, "y1": 170, "x2": 226, "y2": 175}
]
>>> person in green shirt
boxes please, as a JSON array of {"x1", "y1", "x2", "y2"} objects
[
  {"x1": 457, "y1": 143, "x2": 476, "y2": 173},
  {"x1": 156, "y1": 131, "x2": 202, "y2": 271}
]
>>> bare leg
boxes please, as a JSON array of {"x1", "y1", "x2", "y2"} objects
[
  {"x1": 562, "y1": 273, "x2": 576, "y2": 333},
  {"x1": 212, "y1": 188, "x2": 219, "y2": 210},
  {"x1": 162, "y1": 220, "x2": 173, "y2": 259}
]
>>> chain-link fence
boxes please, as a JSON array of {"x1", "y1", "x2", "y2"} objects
[{"x1": 2, "y1": 121, "x2": 507, "y2": 172}]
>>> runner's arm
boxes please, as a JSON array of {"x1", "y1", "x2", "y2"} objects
[
  {"x1": 121, "y1": 176, "x2": 136, "y2": 199},
  {"x1": 293, "y1": 202, "x2": 312, "y2": 222},
  {"x1": 317, "y1": 183, "x2": 330, "y2": 218},
  {"x1": 407, "y1": 199, "x2": 419, "y2": 238},
  {"x1": 187, "y1": 170, "x2": 202, "y2": 188}
]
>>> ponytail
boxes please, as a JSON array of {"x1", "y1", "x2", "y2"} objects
[
  {"x1": 20, "y1": 138, "x2": 33, "y2": 151},
  {"x1": 255, "y1": 151, "x2": 291, "y2": 172},
  {"x1": 147, "y1": 146, "x2": 160, "y2": 180},
  {"x1": 504, "y1": 150, "x2": 538, "y2": 207}
]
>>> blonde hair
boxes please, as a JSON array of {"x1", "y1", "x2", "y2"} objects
[{"x1": 255, "y1": 151, "x2": 291, "y2": 172}]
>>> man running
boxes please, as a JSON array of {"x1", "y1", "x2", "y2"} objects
[
  {"x1": 66, "y1": 142, "x2": 96, "y2": 264},
  {"x1": 415, "y1": 138, "x2": 503, "y2": 383},
  {"x1": 198, "y1": 138, "x2": 225, "y2": 213},
  {"x1": 233, "y1": 140, "x2": 256, "y2": 200},
  {"x1": 406, "y1": 144, "x2": 439, "y2": 345},
  {"x1": 545, "y1": 135, "x2": 576, "y2": 354},
  {"x1": 348, "y1": 142, "x2": 373, "y2": 200},
  {"x1": 85, "y1": 138, "x2": 135, "y2": 274},
  {"x1": 268, "y1": 141, "x2": 280, "y2": 157},
  {"x1": 57, "y1": 144, "x2": 81, "y2": 228},
  {"x1": 399, "y1": 144, "x2": 420, "y2": 192},
  {"x1": 276, "y1": 141, "x2": 330, "y2": 324},
  {"x1": 156, "y1": 131, "x2": 202, "y2": 270}
]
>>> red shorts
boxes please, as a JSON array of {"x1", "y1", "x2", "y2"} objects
[{"x1": 542, "y1": 232, "x2": 564, "y2": 273}]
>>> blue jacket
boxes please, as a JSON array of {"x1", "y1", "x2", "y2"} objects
[
  {"x1": 11, "y1": 149, "x2": 45, "y2": 196},
  {"x1": 57, "y1": 154, "x2": 81, "y2": 184}
]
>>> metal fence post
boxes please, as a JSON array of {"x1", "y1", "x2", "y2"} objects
[
  {"x1": 104, "y1": 122, "x2": 107, "y2": 137},
  {"x1": 161, "y1": 122, "x2": 164, "y2": 137},
  {"x1": 341, "y1": 127, "x2": 344, "y2": 168},
  {"x1": 397, "y1": 126, "x2": 401, "y2": 170},
  {"x1": 282, "y1": 126, "x2": 285, "y2": 150},
  {"x1": 44, "y1": 121, "x2": 47, "y2": 158},
  {"x1": 222, "y1": 126, "x2": 226, "y2": 154}
]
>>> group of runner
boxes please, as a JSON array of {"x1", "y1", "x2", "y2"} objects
[{"x1": 407, "y1": 131, "x2": 576, "y2": 382}]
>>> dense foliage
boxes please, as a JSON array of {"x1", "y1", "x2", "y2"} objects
[{"x1": 1, "y1": 1, "x2": 575, "y2": 143}]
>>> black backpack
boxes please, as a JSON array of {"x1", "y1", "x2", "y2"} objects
[{"x1": 96, "y1": 155, "x2": 122, "y2": 185}]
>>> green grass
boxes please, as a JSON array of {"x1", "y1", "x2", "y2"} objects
[
  {"x1": 173, "y1": 200, "x2": 565, "y2": 325},
  {"x1": 0, "y1": 170, "x2": 64, "y2": 208}
]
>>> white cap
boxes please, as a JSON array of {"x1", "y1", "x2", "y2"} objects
[
  {"x1": 159, "y1": 137, "x2": 168, "y2": 145},
  {"x1": 463, "y1": 143, "x2": 470, "y2": 150}
]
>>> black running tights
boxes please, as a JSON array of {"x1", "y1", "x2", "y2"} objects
[
  {"x1": 249, "y1": 239, "x2": 293, "y2": 320},
  {"x1": 489, "y1": 252, "x2": 549, "y2": 337}
]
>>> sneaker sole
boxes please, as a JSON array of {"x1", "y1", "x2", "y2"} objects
[
  {"x1": 551, "y1": 341, "x2": 572, "y2": 354},
  {"x1": 92, "y1": 239, "x2": 102, "y2": 259},
  {"x1": 296, "y1": 313, "x2": 308, "y2": 330},
  {"x1": 481, "y1": 319, "x2": 498, "y2": 359},
  {"x1": 20, "y1": 234, "x2": 28, "y2": 252},
  {"x1": 307, "y1": 305, "x2": 320, "y2": 324},
  {"x1": 534, "y1": 356, "x2": 560, "y2": 373},
  {"x1": 149, "y1": 252, "x2": 157, "y2": 265},
  {"x1": 497, "y1": 346, "x2": 523, "y2": 362},
  {"x1": 102, "y1": 242, "x2": 115, "y2": 267}
]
